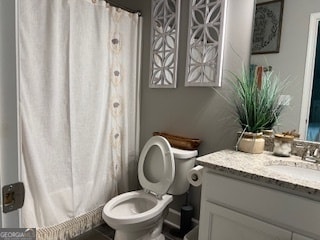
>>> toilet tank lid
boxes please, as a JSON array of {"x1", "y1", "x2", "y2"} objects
[{"x1": 171, "y1": 147, "x2": 198, "y2": 159}]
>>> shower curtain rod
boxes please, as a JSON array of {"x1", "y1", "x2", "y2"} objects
[{"x1": 104, "y1": 0, "x2": 142, "y2": 16}]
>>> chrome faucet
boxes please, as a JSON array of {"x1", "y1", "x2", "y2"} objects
[{"x1": 302, "y1": 146, "x2": 320, "y2": 163}]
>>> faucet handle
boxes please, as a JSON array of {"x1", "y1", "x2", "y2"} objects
[
  {"x1": 313, "y1": 148, "x2": 320, "y2": 158},
  {"x1": 302, "y1": 146, "x2": 311, "y2": 160},
  {"x1": 306, "y1": 146, "x2": 311, "y2": 156},
  {"x1": 302, "y1": 146, "x2": 320, "y2": 163}
]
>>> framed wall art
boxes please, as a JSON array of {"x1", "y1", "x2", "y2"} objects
[
  {"x1": 252, "y1": 0, "x2": 284, "y2": 54},
  {"x1": 149, "y1": 0, "x2": 180, "y2": 88},
  {"x1": 185, "y1": 0, "x2": 227, "y2": 87}
]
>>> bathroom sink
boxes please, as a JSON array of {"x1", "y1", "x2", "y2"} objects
[{"x1": 267, "y1": 164, "x2": 320, "y2": 182}]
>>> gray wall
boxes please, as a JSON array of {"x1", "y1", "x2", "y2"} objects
[
  {"x1": 251, "y1": 0, "x2": 320, "y2": 134},
  {"x1": 136, "y1": 0, "x2": 254, "y2": 156},
  {"x1": 0, "y1": 0, "x2": 19, "y2": 227},
  {"x1": 114, "y1": 0, "x2": 255, "y2": 219},
  {"x1": 112, "y1": 0, "x2": 254, "y2": 154}
]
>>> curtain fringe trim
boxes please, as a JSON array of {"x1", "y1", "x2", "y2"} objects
[{"x1": 36, "y1": 206, "x2": 104, "y2": 240}]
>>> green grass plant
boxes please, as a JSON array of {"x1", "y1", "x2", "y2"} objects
[{"x1": 230, "y1": 66, "x2": 286, "y2": 133}]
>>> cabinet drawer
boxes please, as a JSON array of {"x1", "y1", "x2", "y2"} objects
[
  {"x1": 201, "y1": 170, "x2": 320, "y2": 238},
  {"x1": 199, "y1": 202, "x2": 292, "y2": 240}
]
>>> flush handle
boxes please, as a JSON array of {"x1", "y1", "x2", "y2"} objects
[{"x1": 2, "y1": 182, "x2": 25, "y2": 213}]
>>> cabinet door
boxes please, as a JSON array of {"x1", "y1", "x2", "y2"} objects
[
  {"x1": 198, "y1": 202, "x2": 292, "y2": 240},
  {"x1": 292, "y1": 233, "x2": 315, "y2": 240}
]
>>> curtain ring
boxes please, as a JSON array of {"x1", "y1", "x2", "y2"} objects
[{"x1": 92, "y1": 0, "x2": 97, "y2": 3}]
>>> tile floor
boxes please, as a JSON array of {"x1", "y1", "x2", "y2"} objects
[{"x1": 72, "y1": 223, "x2": 184, "y2": 240}]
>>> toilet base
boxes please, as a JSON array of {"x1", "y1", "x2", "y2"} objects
[{"x1": 114, "y1": 217, "x2": 164, "y2": 240}]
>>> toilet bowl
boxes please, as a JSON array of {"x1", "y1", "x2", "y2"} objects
[
  {"x1": 103, "y1": 190, "x2": 172, "y2": 240},
  {"x1": 102, "y1": 136, "x2": 198, "y2": 240}
]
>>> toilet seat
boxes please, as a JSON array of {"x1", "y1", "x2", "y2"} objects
[
  {"x1": 138, "y1": 136, "x2": 175, "y2": 198},
  {"x1": 102, "y1": 190, "x2": 173, "y2": 227}
]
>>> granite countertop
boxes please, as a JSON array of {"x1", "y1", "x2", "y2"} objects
[{"x1": 196, "y1": 150, "x2": 320, "y2": 200}]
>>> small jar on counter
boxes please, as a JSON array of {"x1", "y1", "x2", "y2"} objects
[{"x1": 273, "y1": 134, "x2": 294, "y2": 157}]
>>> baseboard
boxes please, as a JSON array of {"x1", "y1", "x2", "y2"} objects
[{"x1": 164, "y1": 208, "x2": 199, "y2": 229}]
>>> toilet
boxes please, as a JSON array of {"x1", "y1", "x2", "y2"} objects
[{"x1": 102, "y1": 135, "x2": 198, "y2": 240}]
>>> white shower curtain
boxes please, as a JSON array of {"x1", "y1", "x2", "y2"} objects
[{"x1": 17, "y1": 0, "x2": 140, "y2": 227}]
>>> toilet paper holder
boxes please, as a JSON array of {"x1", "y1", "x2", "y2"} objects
[{"x1": 187, "y1": 165, "x2": 204, "y2": 187}]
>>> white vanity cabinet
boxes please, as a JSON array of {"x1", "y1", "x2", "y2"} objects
[{"x1": 198, "y1": 169, "x2": 320, "y2": 240}]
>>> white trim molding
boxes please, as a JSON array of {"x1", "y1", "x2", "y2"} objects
[{"x1": 299, "y1": 12, "x2": 320, "y2": 139}]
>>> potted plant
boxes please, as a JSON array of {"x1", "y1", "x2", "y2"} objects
[{"x1": 230, "y1": 65, "x2": 286, "y2": 154}]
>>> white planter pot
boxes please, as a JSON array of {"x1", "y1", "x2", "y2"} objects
[{"x1": 238, "y1": 132, "x2": 265, "y2": 154}]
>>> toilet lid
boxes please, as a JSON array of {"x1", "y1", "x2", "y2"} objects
[{"x1": 138, "y1": 136, "x2": 175, "y2": 197}]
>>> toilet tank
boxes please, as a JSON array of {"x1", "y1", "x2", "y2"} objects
[{"x1": 168, "y1": 147, "x2": 198, "y2": 195}]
